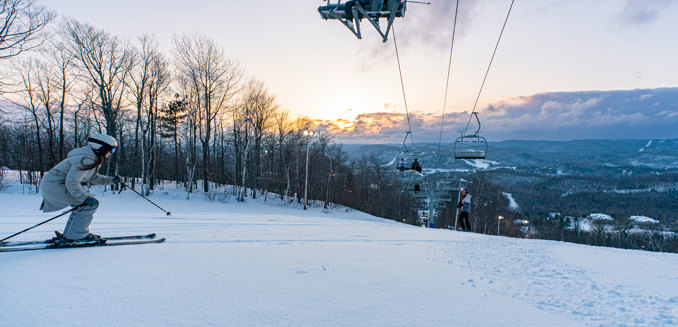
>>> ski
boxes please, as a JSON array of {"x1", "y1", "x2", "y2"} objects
[
  {"x1": 0, "y1": 238, "x2": 166, "y2": 253},
  {"x1": 0, "y1": 233, "x2": 157, "y2": 247}
]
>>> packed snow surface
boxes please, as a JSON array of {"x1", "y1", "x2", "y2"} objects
[{"x1": 1, "y1": 185, "x2": 677, "y2": 326}]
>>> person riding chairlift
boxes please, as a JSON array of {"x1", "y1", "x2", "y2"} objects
[
  {"x1": 397, "y1": 158, "x2": 406, "y2": 172},
  {"x1": 410, "y1": 158, "x2": 422, "y2": 173}
]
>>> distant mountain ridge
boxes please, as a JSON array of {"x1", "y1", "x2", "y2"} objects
[{"x1": 340, "y1": 138, "x2": 678, "y2": 174}]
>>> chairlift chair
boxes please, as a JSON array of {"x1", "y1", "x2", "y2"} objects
[
  {"x1": 442, "y1": 185, "x2": 460, "y2": 192},
  {"x1": 453, "y1": 112, "x2": 488, "y2": 160},
  {"x1": 440, "y1": 194, "x2": 453, "y2": 202},
  {"x1": 403, "y1": 131, "x2": 424, "y2": 174},
  {"x1": 318, "y1": 0, "x2": 407, "y2": 42},
  {"x1": 395, "y1": 131, "x2": 423, "y2": 177}
]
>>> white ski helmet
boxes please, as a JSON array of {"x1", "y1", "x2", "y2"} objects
[{"x1": 88, "y1": 134, "x2": 118, "y2": 154}]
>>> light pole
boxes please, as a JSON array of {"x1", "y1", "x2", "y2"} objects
[
  {"x1": 303, "y1": 130, "x2": 315, "y2": 210},
  {"x1": 497, "y1": 215, "x2": 504, "y2": 236}
]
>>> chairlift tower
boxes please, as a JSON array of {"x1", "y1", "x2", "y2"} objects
[{"x1": 318, "y1": 0, "x2": 407, "y2": 42}]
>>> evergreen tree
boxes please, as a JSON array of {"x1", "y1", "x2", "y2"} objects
[{"x1": 160, "y1": 94, "x2": 187, "y2": 181}]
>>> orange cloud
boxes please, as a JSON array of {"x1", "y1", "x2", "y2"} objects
[
  {"x1": 309, "y1": 111, "x2": 473, "y2": 143},
  {"x1": 307, "y1": 88, "x2": 678, "y2": 142}
]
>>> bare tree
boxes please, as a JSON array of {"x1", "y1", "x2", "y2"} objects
[
  {"x1": 9, "y1": 58, "x2": 43, "y2": 176},
  {"x1": 65, "y1": 18, "x2": 134, "y2": 173},
  {"x1": 32, "y1": 58, "x2": 58, "y2": 166},
  {"x1": 0, "y1": 0, "x2": 55, "y2": 59},
  {"x1": 173, "y1": 33, "x2": 242, "y2": 192},
  {"x1": 129, "y1": 35, "x2": 170, "y2": 193},
  {"x1": 43, "y1": 36, "x2": 78, "y2": 160},
  {"x1": 230, "y1": 93, "x2": 251, "y2": 201},
  {"x1": 274, "y1": 110, "x2": 291, "y2": 200},
  {"x1": 143, "y1": 46, "x2": 171, "y2": 192},
  {"x1": 241, "y1": 78, "x2": 277, "y2": 198},
  {"x1": 71, "y1": 83, "x2": 95, "y2": 148},
  {"x1": 129, "y1": 35, "x2": 154, "y2": 168}
]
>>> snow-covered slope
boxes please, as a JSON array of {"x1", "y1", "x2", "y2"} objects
[{"x1": 1, "y1": 185, "x2": 677, "y2": 326}]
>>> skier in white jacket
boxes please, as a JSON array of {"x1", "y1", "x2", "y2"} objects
[
  {"x1": 39, "y1": 134, "x2": 121, "y2": 243},
  {"x1": 457, "y1": 188, "x2": 472, "y2": 231}
]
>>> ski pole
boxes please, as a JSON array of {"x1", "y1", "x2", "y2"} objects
[
  {"x1": 121, "y1": 182, "x2": 171, "y2": 216},
  {"x1": 0, "y1": 205, "x2": 83, "y2": 243}
]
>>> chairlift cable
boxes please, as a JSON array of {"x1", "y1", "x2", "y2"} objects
[
  {"x1": 463, "y1": 0, "x2": 515, "y2": 136},
  {"x1": 437, "y1": 0, "x2": 460, "y2": 157},
  {"x1": 392, "y1": 25, "x2": 415, "y2": 152}
]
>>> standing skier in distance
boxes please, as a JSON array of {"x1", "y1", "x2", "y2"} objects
[
  {"x1": 39, "y1": 134, "x2": 121, "y2": 244},
  {"x1": 457, "y1": 188, "x2": 472, "y2": 231}
]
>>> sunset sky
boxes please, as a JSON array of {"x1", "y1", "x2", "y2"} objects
[{"x1": 40, "y1": 0, "x2": 678, "y2": 141}]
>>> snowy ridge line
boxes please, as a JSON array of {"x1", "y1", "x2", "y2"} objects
[{"x1": 561, "y1": 184, "x2": 678, "y2": 197}]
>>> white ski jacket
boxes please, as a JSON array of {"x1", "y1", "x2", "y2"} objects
[
  {"x1": 460, "y1": 194, "x2": 471, "y2": 213},
  {"x1": 39, "y1": 146, "x2": 114, "y2": 212}
]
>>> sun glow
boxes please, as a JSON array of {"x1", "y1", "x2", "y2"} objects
[{"x1": 334, "y1": 119, "x2": 355, "y2": 132}]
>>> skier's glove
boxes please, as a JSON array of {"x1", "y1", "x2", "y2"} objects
[{"x1": 112, "y1": 175, "x2": 122, "y2": 184}]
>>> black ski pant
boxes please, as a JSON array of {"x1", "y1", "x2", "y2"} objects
[{"x1": 458, "y1": 211, "x2": 470, "y2": 231}]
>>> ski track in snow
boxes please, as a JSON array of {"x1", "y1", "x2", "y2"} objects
[
  {"x1": 449, "y1": 238, "x2": 678, "y2": 326},
  {"x1": 0, "y1": 186, "x2": 677, "y2": 327}
]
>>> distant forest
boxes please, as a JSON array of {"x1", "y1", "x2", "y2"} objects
[{"x1": 453, "y1": 170, "x2": 678, "y2": 253}]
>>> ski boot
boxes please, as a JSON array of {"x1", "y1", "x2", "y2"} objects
[{"x1": 52, "y1": 231, "x2": 106, "y2": 247}]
